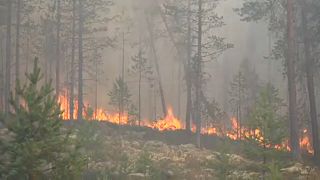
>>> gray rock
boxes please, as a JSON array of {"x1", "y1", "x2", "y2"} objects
[
  {"x1": 128, "y1": 173, "x2": 147, "y2": 180},
  {"x1": 281, "y1": 163, "x2": 303, "y2": 174}
]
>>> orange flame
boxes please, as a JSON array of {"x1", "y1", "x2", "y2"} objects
[
  {"x1": 58, "y1": 91, "x2": 129, "y2": 124},
  {"x1": 300, "y1": 129, "x2": 314, "y2": 154},
  {"x1": 58, "y1": 91, "x2": 314, "y2": 154},
  {"x1": 148, "y1": 107, "x2": 182, "y2": 131}
]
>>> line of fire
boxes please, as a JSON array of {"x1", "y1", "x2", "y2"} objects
[{"x1": 58, "y1": 90, "x2": 314, "y2": 155}]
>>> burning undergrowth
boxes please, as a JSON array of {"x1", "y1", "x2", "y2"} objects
[{"x1": 58, "y1": 92, "x2": 314, "y2": 156}]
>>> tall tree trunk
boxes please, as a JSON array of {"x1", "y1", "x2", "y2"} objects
[
  {"x1": 154, "y1": 84, "x2": 157, "y2": 120},
  {"x1": 195, "y1": 0, "x2": 203, "y2": 148},
  {"x1": 94, "y1": 49, "x2": 98, "y2": 120},
  {"x1": 5, "y1": 0, "x2": 12, "y2": 114},
  {"x1": 56, "y1": 0, "x2": 61, "y2": 96},
  {"x1": 44, "y1": 29, "x2": 48, "y2": 84},
  {"x1": 178, "y1": 60, "x2": 182, "y2": 117},
  {"x1": 238, "y1": 72, "x2": 242, "y2": 139},
  {"x1": 120, "y1": 32, "x2": 125, "y2": 124},
  {"x1": 0, "y1": 35, "x2": 4, "y2": 110},
  {"x1": 146, "y1": 16, "x2": 167, "y2": 117},
  {"x1": 15, "y1": 0, "x2": 21, "y2": 105},
  {"x1": 138, "y1": 53, "x2": 142, "y2": 126},
  {"x1": 70, "y1": 0, "x2": 76, "y2": 121},
  {"x1": 287, "y1": 0, "x2": 300, "y2": 160},
  {"x1": 78, "y1": 0, "x2": 84, "y2": 122},
  {"x1": 185, "y1": 0, "x2": 192, "y2": 133},
  {"x1": 301, "y1": 3, "x2": 320, "y2": 163},
  {"x1": 26, "y1": 19, "x2": 30, "y2": 79}
]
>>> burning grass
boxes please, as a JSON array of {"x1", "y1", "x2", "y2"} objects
[{"x1": 58, "y1": 92, "x2": 314, "y2": 156}]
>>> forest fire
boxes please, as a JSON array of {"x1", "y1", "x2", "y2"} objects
[
  {"x1": 300, "y1": 129, "x2": 314, "y2": 154},
  {"x1": 148, "y1": 107, "x2": 182, "y2": 131},
  {"x1": 58, "y1": 93, "x2": 314, "y2": 155},
  {"x1": 58, "y1": 93, "x2": 129, "y2": 124}
]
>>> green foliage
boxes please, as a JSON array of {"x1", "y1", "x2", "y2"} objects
[
  {"x1": 128, "y1": 104, "x2": 139, "y2": 125},
  {"x1": 206, "y1": 152, "x2": 235, "y2": 180},
  {"x1": 134, "y1": 151, "x2": 165, "y2": 180},
  {"x1": 108, "y1": 77, "x2": 132, "y2": 112},
  {"x1": 266, "y1": 161, "x2": 283, "y2": 180},
  {"x1": 0, "y1": 59, "x2": 85, "y2": 179},
  {"x1": 235, "y1": 0, "x2": 288, "y2": 71},
  {"x1": 244, "y1": 84, "x2": 288, "y2": 164},
  {"x1": 135, "y1": 151, "x2": 153, "y2": 174},
  {"x1": 130, "y1": 49, "x2": 153, "y2": 81},
  {"x1": 248, "y1": 84, "x2": 287, "y2": 146},
  {"x1": 76, "y1": 121, "x2": 106, "y2": 161},
  {"x1": 229, "y1": 70, "x2": 247, "y2": 113},
  {"x1": 229, "y1": 59, "x2": 260, "y2": 122},
  {"x1": 85, "y1": 106, "x2": 94, "y2": 120},
  {"x1": 202, "y1": 98, "x2": 227, "y2": 133},
  {"x1": 235, "y1": 1, "x2": 278, "y2": 22},
  {"x1": 75, "y1": 121, "x2": 131, "y2": 179}
]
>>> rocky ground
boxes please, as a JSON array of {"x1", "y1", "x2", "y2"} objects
[{"x1": 83, "y1": 124, "x2": 320, "y2": 180}]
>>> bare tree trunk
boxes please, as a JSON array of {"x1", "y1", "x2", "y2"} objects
[
  {"x1": 15, "y1": 0, "x2": 21, "y2": 105},
  {"x1": 70, "y1": 0, "x2": 76, "y2": 121},
  {"x1": 5, "y1": 0, "x2": 12, "y2": 114},
  {"x1": 94, "y1": 49, "x2": 98, "y2": 120},
  {"x1": 146, "y1": 16, "x2": 167, "y2": 117},
  {"x1": 185, "y1": 0, "x2": 192, "y2": 133},
  {"x1": 195, "y1": 0, "x2": 203, "y2": 148},
  {"x1": 287, "y1": 0, "x2": 300, "y2": 160},
  {"x1": 78, "y1": 0, "x2": 84, "y2": 122},
  {"x1": 56, "y1": 0, "x2": 61, "y2": 96},
  {"x1": 138, "y1": 52, "x2": 142, "y2": 126},
  {"x1": 301, "y1": 4, "x2": 320, "y2": 163},
  {"x1": 177, "y1": 58, "x2": 181, "y2": 119},
  {"x1": 0, "y1": 35, "x2": 4, "y2": 110},
  {"x1": 120, "y1": 32, "x2": 125, "y2": 124},
  {"x1": 238, "y1": 72, "x2": 242, "y2": 139},
  {"x1": 44, "y1": 30, "x2": 48, "y2": 84},
  {"x1": 26, "y1": 19, "x2": 30, "y2": 79}
]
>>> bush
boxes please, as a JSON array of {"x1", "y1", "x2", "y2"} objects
[
  {"x1": 266, "y1": 161, "x2": 283, "y2": 180},
  {"x1": 0, "y1": 59, "x2": 85, "y2": 179},
  {"x1": 134, "y1": 151, "x2": 166, "y2": 180},
  {"x1": 206, "y1": 152, "x2": 235, "y2": 180}
]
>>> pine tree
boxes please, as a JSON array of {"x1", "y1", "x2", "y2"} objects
[
  {"x1": 0, "y1": 58, "x2": 84, "y2": 179},
  {"x1": 247, "y1": 84, "x2": 287, "y2": 165},
  {"x1": 162, "y1": 0, "x2": 232, "y2": 147},
  {"x1": 108, "y1": 77, "x2": 132, "y2": 124},
  {"x1": 229, "y1": 71, "x2": 247, "y2": 139},
  {"x1": 130, "y1": 48, "x2": 152, "y2": 126},
  {"x1": 236, "y1": 0, "x2": 301, "y2": 160}
]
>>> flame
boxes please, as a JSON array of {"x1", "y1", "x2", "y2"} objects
[
  {"x1": 300, "y1": 129, "x2": 314, "y2": 154},
  {"x1": 148, "y1": 107, "x2": 182, "y2": 131},
  {"x1": 203, "y1": 127, "x2": 218, "y2": 135},
  {"x1": 58, "y1": 91, "x2": 314, "y2": 154},
  {"x1": 58, "y1": 91, "x2": 129, "y2": 124}
]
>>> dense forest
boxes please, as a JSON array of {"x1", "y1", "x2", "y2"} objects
[{"x1": 0, "y1": 0, "x2": 320, "y2": 179}]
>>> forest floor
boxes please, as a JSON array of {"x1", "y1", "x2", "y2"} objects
[{"x1": 74, "y1": 122, "x2": 319, "y2": 180}]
